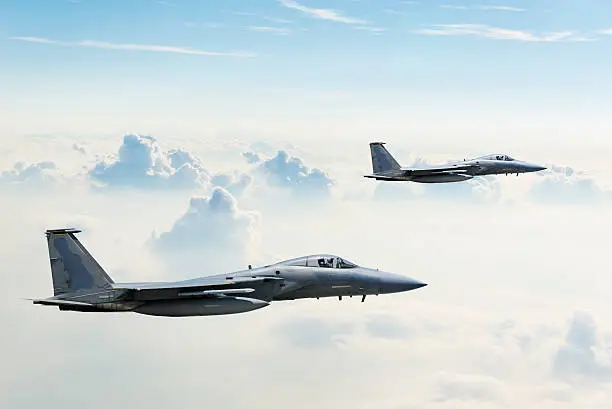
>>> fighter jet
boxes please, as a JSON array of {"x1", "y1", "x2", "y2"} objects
[
  {"x1": 364, "y1": 142, "x2": 546, "y2": 183},
  {"x1": 32, "y1": 228, "x2": 427, "y2": 316}
]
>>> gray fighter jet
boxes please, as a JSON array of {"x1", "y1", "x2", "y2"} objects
[
  {"x1": 365, "y1": 142, "x2": 546, "y2": 183},
  {"x1": 32, "y1": 229, "x2": 427, "y2": 316}
]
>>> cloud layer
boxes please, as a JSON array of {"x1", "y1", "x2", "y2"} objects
[{"x1": 2, "y1": 137, "x2": 612, "y2": 409}]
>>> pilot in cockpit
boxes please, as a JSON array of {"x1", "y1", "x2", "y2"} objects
[{"x1": 317, "y1": 257, "x2": 334, "y2": 268}]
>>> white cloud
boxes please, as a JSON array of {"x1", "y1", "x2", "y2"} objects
[
  {"x1": 383, "y1": 8, "x2": 406, "y2": 15},
  {"x1": 529, "y1": 165, "x2": 611, "y2": 204},
  {"x1": 245, "y1": 26, "x2": 292, "y2": 35},
  {"x1": 364, "y1": 313, "x2": 411, "y2": 340},
  {"x1": 433, "y1": 372, "x2": 507, "y2": 402},
  {"x1": 354, "y1": 26, "x2": 387, "y2": 34},
  {"x1": 475, "y1": 5, "x2": 525, "y2": 12},
  {"x1": 600, "y1": 28, "x2": 612, "y2": 35},
  {"x1": 243, "y1": 151, "x2": 263, "y2": 164},
  {"x1": 272, "y1": 316, "x2": 355, "y2": 349},
  {"x1": 9, "y1": 36, "x2": 255, "y2": 57},
  {"x1": 149, "y1": 187, "x2": 260, "y2": 275},
  {"x1": 255, "y1": 150, "x2": 333, "y2": 197},
  {"x1": 72, "y1": 143, "x2": 86, "y2": 155},
  {"x1": 278, "y1": 0, "x2": 368, "y2": 24},
  {"x1": 414, "y1": 24, "x2": 591, "y2": 42},
  {"x1": 553, "y1": 312, "x2": 612, "y2": 382},
  {"x1": 440, "y1": 4, "x2": 468, "y2": 9},
  {"x1": 0, "y1": 161, "x2": 62, "y2": 192},
  {"x1": 263, "y1": 16, "x2": 293, "y2": 24},
  {"x1": 90, "y1": 134, "x2": 211, "y2": 190},
  {"x1": 234, "y1": 11, "x2": 293, "y2": 24},
  {"x1": 441, "y1": 4, "x2": 525, "y2": 12},
  {"x1": 211, "y1": 172, "x2": 252, "y2": 197}
]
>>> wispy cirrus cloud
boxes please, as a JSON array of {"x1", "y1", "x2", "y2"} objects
[
  {"x1": 233, "y1": 11, "x2": 293, "y2": 24},
  {"x1": 354, "y1": 26, "x2": 386, "y2": 34},
  {"x1": 383, "y1": 8, "x2": 406, "y2": 15},
  {"x1": 414, "y1": 24, "x2": 591, "y2": 42},
  {"x1": 441, "y1": 4, "x2": 525, "y2": 11},
  {"x1": 9, "y1": 36, "x2": 255, "y2": 57},
  {"x1": 245, "y1": 26, "x2": 293, "y2": 35},
  {"x1": 440, "y1": 4, "x2": 468, "y2": 9},
  {"x1": 600, "y1": 28, "x2": 612, "y2": 35},
  {"x1": 263, "y1": 16, "x2": 293, "y2": 24},
  {"x1": 476, "y1": 5, "x2": 525, "y2": 11},
  {"x1": 278, "y1": 0, "x2": 367, "y2": 24}
]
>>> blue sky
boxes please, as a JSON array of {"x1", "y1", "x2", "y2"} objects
[{"x1": 1, "y1": 0, "x2": 611, "y2": 151}]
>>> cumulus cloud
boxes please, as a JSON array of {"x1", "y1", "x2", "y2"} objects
[
  {"x1": 0, "y1": 161, "x2": 60, "y2": 187},
  {"x1": 211, "y1": 172, "x2": 252, "y2": 197},
  {"x1": 553, "y1": 312, "x2": 612, "y2": 381},
  {"x1": 255, "y1": 150, "x2": 333, "y2": 197},
  {"x1": 243, "y1": 151, "x2": 263, "y2": 164},
  {"x1": 150, "y1": 187, "x2": 260, "y2": 275},
  {"x1": 72, "y1": 143, "x2": 86, "y2": 155},
  {"x1": 529, "y1": 165, "x2": 611, "y2": 204},
  {"x1": 90, "y1": 134, "x2": 211, "y2": 189}
]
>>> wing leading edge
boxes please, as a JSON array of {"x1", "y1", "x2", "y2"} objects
[
  {"x1": 112, "y1": 276, "x2": 283, "y2": 301},
  {"x1": 400, "y1": 164, "x2": 476, "y2": 176}
]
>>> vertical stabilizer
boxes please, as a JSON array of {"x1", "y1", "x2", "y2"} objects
[
  {"x1": 45, "y1": 228, "x2": 114, "y2": 296},
  {"x1": 370, "y1": 142, "x2": 401, "y2": 174}
]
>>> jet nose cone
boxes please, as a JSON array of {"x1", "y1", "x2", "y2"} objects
[
  {"x1": 381, "y1": 273, "x2": 428, "y2": 293},
  {"x1": 413, "y1": 281, "x2": 428, "y2": 289},
  {"x1": 526, "y1": 163, "x2": 547, "y2": 172}
]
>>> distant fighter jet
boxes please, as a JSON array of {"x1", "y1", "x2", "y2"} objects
[
  {"x1": 32, "y1": 229, "x2": 427, "y2": 316},
  {"x1": 364, "y1": 142, "x2": 546, "y2": 183}
]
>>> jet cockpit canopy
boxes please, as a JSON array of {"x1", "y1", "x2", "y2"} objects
[
  {"x1": 273, "y1": 254, "x2": 358, "y2": 269},
  {"x1": 487, "y1": 154, "x2": 514, "y2": 161}
]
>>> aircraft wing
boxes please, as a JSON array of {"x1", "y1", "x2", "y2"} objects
[
  {"x1": 401, "y1": 163, "x2": 477, "y2": 176},
  {"x1": 112, "y1": 276, "x2": 283, "y2": 301}
]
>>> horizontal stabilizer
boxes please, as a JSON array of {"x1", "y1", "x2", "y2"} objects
[
  {"x1": 32, "y1": 298, "x2": 93, "y2": 307},
  {"x1": 45, "y1": 228, "x2": 83, "y2": 234},
  {"x1": 364, "y1": 174, "x2": 401, "y2": 180}
]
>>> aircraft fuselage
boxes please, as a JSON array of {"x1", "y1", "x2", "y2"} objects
[{"x1": 34, "y1": 230, "x2": 427, "y2": 317}]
